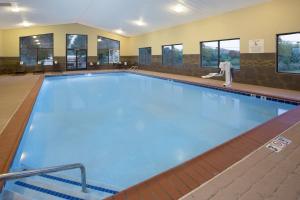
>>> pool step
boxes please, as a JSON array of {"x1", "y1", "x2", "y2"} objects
[
  {"x1": 3, "y1": 174, "x2": 118, "y2": 200},
  {"x1": 1, "y1": 189, "x2": 31, "y2": 200}
]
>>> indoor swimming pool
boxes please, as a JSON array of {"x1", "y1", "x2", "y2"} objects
[{"x1": 6, "y1": 72, "x2": 296, "y2": 198}]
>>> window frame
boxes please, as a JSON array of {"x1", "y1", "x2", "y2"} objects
[
  {"x1": 200, "y1": 38, "x2": 240, "y2": 69},
  {"x1": 97, "y1": 36, "x2": 120, "y2": 65},
  {"x1": 162, "y1": 43, "x2": 183, "y2": 66},
  {"x1": 65, "y1": 34, "x2": 88, "y2": 70},
  {"x1": 139, "y1": 47, "x2": 152, "y2": 66},
  {"x1": 19, "y1": 33, "x2": 54, "y2": 66},
  {"x1": 276, "y1": 31, "x2": 300, "y2": 75}
]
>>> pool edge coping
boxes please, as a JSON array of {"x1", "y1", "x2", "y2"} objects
[
  {"x1": 46, "y1": 70, "x2": 300, "y2": 105},
  {"x1": 0, "y1": 75, "x2": 44, "y2": 190}
]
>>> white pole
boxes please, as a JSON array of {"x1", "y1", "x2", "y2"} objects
[{"x1": 223, "y1": 62, "x2": 232, "y2": 87}]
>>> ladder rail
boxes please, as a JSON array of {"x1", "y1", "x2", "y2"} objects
[
  {"x1": 0, "y1": 163, "x2": 87, "y2": 193},
  {"x1": 129, "y1": 65, "x2": 139, "y2": 70}
]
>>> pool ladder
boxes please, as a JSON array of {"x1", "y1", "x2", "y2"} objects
[
  {"x1": 0, "y1": 163, "x2": 88, "y2": 193},
  {"x1": 129, "y1": 65, "x2": 139, "y2": 70}
]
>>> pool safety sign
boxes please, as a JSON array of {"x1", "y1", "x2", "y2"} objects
[
  {"x1": 266, "y1": 136, "x2": 292, "y2": 152},
  {"x1": 249, "y1": 39, "x2": 264, "y2": 53}
]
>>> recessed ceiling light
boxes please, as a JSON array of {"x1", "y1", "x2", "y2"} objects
[
  {"x1": 11, "y1": 7, "x2": 20, "y2": 12},
  {"x1": 132, "y1": 19, "x2": 147, "y2": 26},
  {"x1": 115, "y1": 29, "x2": 124, "y2": 35},
  {"x1": 32, "y1": 36, "x2": 37, "y2": 39},
  {"x1": 10, "y1": 2, "x2": 22, "y2": 12},
  {"x1": 19, "y1": 21, "x2": 33, "y2": 27},
  {"x1": 171, "y1": 3, "x2": 188, "y2": 13},
  {"x1": 97, "y1": 38, "x2": 102, "y2": 42},
  {"x1": 37, "y1": 42, "x2": 41, "y2": 45},
  {"x1": 35, "y1": 39, "x2": 39, "y2": 42}
]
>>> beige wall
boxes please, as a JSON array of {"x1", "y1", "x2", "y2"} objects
[
  {"x1": 127, "y1": 0, "x2": 300, "y2": 55},
  {"x1": 0, "y1": 0, "x2": 299, "y2": 57},
  {"x1": 1, "y1": 23, "x2": 129, "y2": 57},
  {"x1": 0, "y1": 30, "x2": 3, "y2": 57}
]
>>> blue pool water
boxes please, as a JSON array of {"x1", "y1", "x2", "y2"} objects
[{"x1": 11, "y1": 72, "x2": 295, "y2": 190}]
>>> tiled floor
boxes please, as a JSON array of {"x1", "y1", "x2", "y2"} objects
[
  {"x1": 181, "y1": 122, "x2": 300, "y2": 200},
  {"x1": 0, "y1": 74, "x2": 40, "y2": 135},
  {"x1": 0, "y1": 70, "x2": 300, "y2": 200}
]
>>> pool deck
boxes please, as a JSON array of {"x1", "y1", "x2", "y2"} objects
[{"x1": 0, "y1": 69, "x2": 299, "y2": 199}]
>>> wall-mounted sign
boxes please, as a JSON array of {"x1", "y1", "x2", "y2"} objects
[
  {"x1": 266, "y1": 136, "x2": 291, "y2": 152},
  {"x1": 249, "y1": 39, "x2": 264, "y2": 53}
]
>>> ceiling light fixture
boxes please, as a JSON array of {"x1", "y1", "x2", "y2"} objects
[
  {"x1": 171, "y1": 3, "x2": 188, "y2": 13},
  {"x1": 133, "y1": 19, "x2": 147, "y2": 26},
  {"x1": 115, "y1": 29, "x2": 124, "y2": 35},
  {"x1": 19, "y1": 21, "x2": 33, "y2": 27},
  {"x1": 32, "y1": 36, "x2": 37, "y2": 39},
  {"x1": 11, "y1": 2, "x2": 21, "y2": 12},
  {"x1": 35, "y1": 39, "x2": 39, "y2": 42},
  {"x1": 11, "y1": 7, "x2": 20, "y2": 12},
  {"x1": 97, "y1": 38, "x2": 102, "y2": 42}
]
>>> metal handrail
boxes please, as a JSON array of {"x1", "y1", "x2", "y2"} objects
[
  {"x1": 129, "y1": 65, "x2": 139, "y2": 70},
  {"x1": 0, "y1": 163, "x2": 87, "y2": 193}
]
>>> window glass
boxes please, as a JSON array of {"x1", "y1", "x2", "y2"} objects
[
  {"x1": 162, "y1": 44, "x2": 183, "y2": 66},
  {"x1": 97, "y1": 36, "x2": 120, "y2": 64},
  {"x1": 66, "y1": 34, "x2": 88, "y2": 70},
  {"x1": 67, "y1": 34, "x2": 87, "y2": 49},
  {"x1": 277, "y1": 33, "x2": 300, "y2": 73},
  {"x1": 139, "y1": 47, "x2": 151, "y2": 65},
  {"x1": 38, "y1": 48, "x2": 53, "y2": 65},
  {"x1": 20, "y1": 48, "x2": 37, "y2": 66},
  {"x1": 20, "y1": 33, "x2": 53, "y2": 66},
  {"x1": 200, "y1": 39, "x2": 240, "y2": 69},
  {"x1": 173, "y1": 44, "x2": 183, "y2": 65},
  {"x1": 201, "y1": 41, "x2": 218, "y2": 68},
  {"x1": 220, "y1": 39, "x2": 240, "y2": 69}
]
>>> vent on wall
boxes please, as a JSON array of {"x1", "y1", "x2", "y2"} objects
[{"x1": 0, "y1": 3, "x2": 12, "y2": 7}]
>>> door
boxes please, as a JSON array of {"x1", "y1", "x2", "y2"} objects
[
  {"x1": 66, "y1": 34, "x2": 88, "y2": 70},
  {"x1": 66, "y1": 49, "x2": 87, "y2": 70}
]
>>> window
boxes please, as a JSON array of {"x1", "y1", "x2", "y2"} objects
[
  {"x1": 20, "y1": 33, "x2": 53, "y2": 66},
  {"x1": 162, "y1": 44, "x2": 183, "y2": 66},
  {"x1": 66, "y1": 34, "x2": 88, "y2": 70},
  {"x1": 139, "y1": 47, "x2": 151, "y2": 65},
  {"x1": 97, "y1": 36, "x2": 120, "y2": 64},
  {"x1": 201, "y1": 39, "x2": 240, "y2": 69},
  {"x1": 201, "y1": 41, "x2": 218, "y2": 67},
  {"x1": 277, "y1": 32, "x2": 300, "y2": 74}
]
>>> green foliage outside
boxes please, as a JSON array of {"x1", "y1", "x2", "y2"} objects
[
  {"x1": 202, "y1": 46, "x2": 240, "y2": 69},
  {"x1": 278, "y1": 39, "x2": 300, "y2": 73}
]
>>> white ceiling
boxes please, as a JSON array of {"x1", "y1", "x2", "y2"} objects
[{"x1": 0, "y1": 0, "x2": 271, "y2": 36}]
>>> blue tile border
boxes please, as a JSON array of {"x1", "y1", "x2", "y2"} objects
[
  {"x1": 40, "y1": 174, "x2": 118, "y2": 195},
  {"x1": 46, "y1": 71, "x2": 300, "y2": 106},
  {"x1": 15, "y1": 181, "x2": 84, "y2": 200}
]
